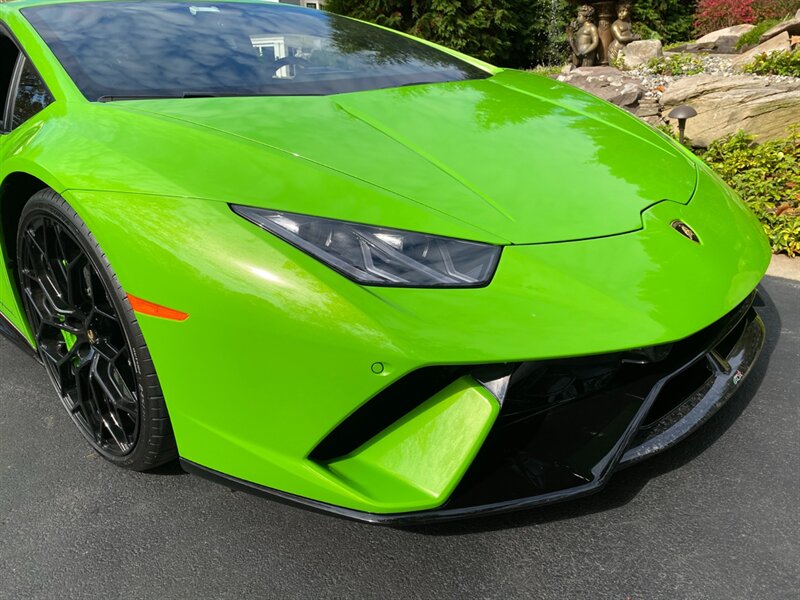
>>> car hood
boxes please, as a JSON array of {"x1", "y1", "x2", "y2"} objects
[{"x1": 103, "y1": 70, "x2": 698, "y2": 244}]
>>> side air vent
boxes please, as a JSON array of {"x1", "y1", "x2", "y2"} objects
[{"x1": 309, "y1": 365, "x2": 466, "y2": 462}]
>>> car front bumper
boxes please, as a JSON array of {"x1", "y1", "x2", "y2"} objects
[{"x1": 181, "y1": 290, "x2": 764, "y2": 524}]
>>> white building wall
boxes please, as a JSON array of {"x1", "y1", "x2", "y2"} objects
[{"x1": 278, "y1": 0, "x2": 327, "y2": 9}]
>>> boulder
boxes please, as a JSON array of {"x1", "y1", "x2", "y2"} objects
[
  {"x1": 619, "y1": 40, "x2": 663, "y2": 69},
  {"x1": 635, "y1": 98, "x2": 661, "y2": 124},
  {"x1": 557, "y1": 67, "x2": 644, "y2": 112},
  {"x1": 759, "y1": 15, "x2": 800, "y2": 44},
  {"x1": 708, "y1": 36, "x2": 741, "y2": 53},
  {"x1": 661, "y1": 74, "x2": 800, "y2": 147},
  {"x1": 695, "y1": 24, "x2": 755, "y2": 53},
  {"x1": 734, "y1": 31, "x2": 791, "y2": 67},
  {"x1": 697, "y1": 24, "x2": 755, "y2": 43},
  {"x1": 678, "y1": 41, "x2": 721, "y2": 53}
]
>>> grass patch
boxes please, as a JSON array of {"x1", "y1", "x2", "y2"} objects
[
  {"x1": 663, "y1": 40, "x2": 693, "y2": 50},
  {"x1": 529, "y1": 65, "x2": 563, "y2": 77},
  {"x1": 736, "y1": 19, "x2": 781, "y2": 50}
]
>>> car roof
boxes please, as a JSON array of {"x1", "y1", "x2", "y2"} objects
[{"x1": 1, "y1": 0, "x2": 280, "y2": 13}]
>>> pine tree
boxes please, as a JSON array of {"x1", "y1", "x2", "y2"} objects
[
  {"x1": 326, "y1": 0, "x2": 521, "y2": 65},
  {"x1": 633, "y1": 0, "x2": 699, "y2": 42}
]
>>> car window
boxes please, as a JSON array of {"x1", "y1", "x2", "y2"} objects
[
  {"x1": 22, "y1": 2, "x2": 489, "y2": 101},
  {"x1": 12, "y1": 57, "x2": 53, "y2": 128},
  {"x1": 0, "y1": 34, "x2": 21, "y2": 130}
]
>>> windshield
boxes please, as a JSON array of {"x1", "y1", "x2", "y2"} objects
[{"x1": 22, "y1": 1, "x2": 489, "y2": 100}]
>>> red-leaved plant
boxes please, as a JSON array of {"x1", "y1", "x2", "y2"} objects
[
  {"x1": 695, "y1": 0, "x2": 800, "y2": 35},
  {"x1": 752, "y1": 0, "x2": 800, "y2": 20}
]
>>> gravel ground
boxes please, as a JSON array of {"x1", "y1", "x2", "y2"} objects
[
  {"x1": 1, "y1": 276, "x2": 798, "y2": 600},
  {"x1": 632, "y1": 53, "x2": 799, "y2": 101}
]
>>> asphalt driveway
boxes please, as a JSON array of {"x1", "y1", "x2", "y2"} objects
[{"x1": 1, "y1": 274, "x2": 798, "y2": 600}]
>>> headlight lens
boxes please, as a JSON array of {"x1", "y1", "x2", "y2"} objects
[{"x1": 231, "y1": 205, "x2": 502, "y2": 287}]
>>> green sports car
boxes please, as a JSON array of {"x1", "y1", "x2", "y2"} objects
[{"x1": 0, "y1": 0, "x2": 770, "y2": 523}]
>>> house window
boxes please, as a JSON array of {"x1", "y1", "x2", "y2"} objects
[{"x1": 306, "y1": 2, "x2": 318, "y2": 8}]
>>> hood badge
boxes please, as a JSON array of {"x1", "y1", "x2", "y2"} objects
[{"x1": 671, "y1": 220, "x2": 700, "y2": 243}]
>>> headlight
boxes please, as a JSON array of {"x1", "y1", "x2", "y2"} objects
[{"x1": 231, "y1": 205, "x2": 502, "y2": 287}]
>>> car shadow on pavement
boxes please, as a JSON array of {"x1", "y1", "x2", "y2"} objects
[
  {"x1": 149, "y1": 460, "x2": 189, "y2": 476},
  {"x1": 407, "y1": 281, "x2": 783, "y2": 537}
]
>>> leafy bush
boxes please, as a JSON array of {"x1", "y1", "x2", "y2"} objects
[
  {"x1": 736, "y1": 18, "x2": 781, "y2": 49},
  {"x1": 743, "y1": 50, "x2": 800, "y2": 76},
  {"x1": 631, "y1": 21, "x2": 661, "y2": 41},
  {"x1": 664, "y1": 40, "x2": 695, "y2": 50},
  {"x1": 700, "y1": 130, "x2": 800, "y2": 256},
  {"x1": 633, "y1": 0, "x2": 698, "y2": 44},
  {"x1": 529, "y1": 64, "x2": 563, "y2": 77},
  {"x1": 326, "y1": 0, "x2": 573, "y2": 68},
  {"x1": 326, "y1": 0, "x2": 516, "y2": 64},
  {"x1": 751, "y1": 0, "x2": 800, "y2": 20},
  {"x1": 326, "y1": 0, "x2": 713, "y2": 66},
  {"x1": 645, "y1": 53, "x2": 705, "y2": 76},
  {"x1": 506, "y1": 0, "x2": 574, "y2": 67},
  {"x1": 694, "y1": 0, "x2": 800, "y2": 35},
  {"x1": 695, "y1": 0, "x2": 756, "y2": 33}
]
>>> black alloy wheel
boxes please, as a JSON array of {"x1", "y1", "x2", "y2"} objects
[{"x1": 17, "y1": 189, "x2": 176, "y2": 470}]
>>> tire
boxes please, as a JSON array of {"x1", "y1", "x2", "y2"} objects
[{"x1": 16, "y1": 189, "x2": 177, "y2": 470}]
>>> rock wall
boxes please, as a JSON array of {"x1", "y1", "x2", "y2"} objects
[{"x1": 661, "y1": 75, "x2": 800, "y2": 147}]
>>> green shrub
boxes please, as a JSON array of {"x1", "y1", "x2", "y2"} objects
[
  {"x1": 326, "y1": 0, "x2": 518, "y2": 65},
  {"x1": 646, "y1": 53, "x2": 704, "y2": 75},
  {"x1": 700, "y1": 130, "x2": 800, "y2": 256},
  {"x1": 610, "y1": 52, "x2": 627, "y2": 70},
  {"x1": 736, "y1": 18, "x2": 781, "y2": 49},
  {"x1": 632, "y1": 22, "x2": 661, "y2": 41},
  {"x1": 326, "y1": 0, "x2": 707, "y2": 66},
  {"x1": 529, "y1": 65, "x2": 562, "y2": 77},
  {"x1": 326, "y1": 0, "x2": 574, "y2": 68},
  {"x1": 634, "y1": 0, "x2": 699, "y2": 44},
  {"x1": 743, "y1": 50, "x2": 800, "y2": 76},
  {"x1": 664, "y1": 40, "x2": 695, "y2": 50}
]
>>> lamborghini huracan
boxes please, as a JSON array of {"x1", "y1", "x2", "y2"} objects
[{"x1": 0, "y1": 0, "x2": 770, "y2": 523}]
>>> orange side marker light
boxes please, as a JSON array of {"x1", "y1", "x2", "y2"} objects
[{"x1": 127, "y1": 294, "x2": 189, "y2": 321}]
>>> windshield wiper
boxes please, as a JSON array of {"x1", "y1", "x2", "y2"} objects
[
  {"x1": 399, "y1": 80, "x2": 445, "y2": 88},
  {"x1": 97, "y1": 92, "x2": 225, "y2": 102},
  {"x1": 98, "y1": 94, "x2": 178, "y2": 102},
  {"x1": 96, "y1": 90, "x2": 330, "y2": 102}
]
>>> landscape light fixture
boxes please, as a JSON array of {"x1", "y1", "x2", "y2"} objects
[{"x1": 668, "y1": 105, "x2": 698, "y2": 145}]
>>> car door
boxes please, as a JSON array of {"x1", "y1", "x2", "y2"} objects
[{"x1": 0, "y1": 26, "x2": 53, "y2": 324}]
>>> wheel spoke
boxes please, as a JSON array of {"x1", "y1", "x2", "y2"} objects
[
  {"x1": 89, "y1": 351, "x2": 135, "y2": 452},
  {"x1": 64, "y1": 254, "x2": 90, "y2": 308},
  {"x1": 22, "y1": 258, "x2": 79, "y2": 321},
  {"x1": 92, "y1": 337, "x2": 121, "y2": 363},
  {"x1": 34, "y1": 226, "x2": 68, "y2": 302},
  {"x1": 41, "y1": 316, "x2": 82, "y2": 335},
  {"x1": 19, "y1": 213, "x2": 140, "y2": 457}
]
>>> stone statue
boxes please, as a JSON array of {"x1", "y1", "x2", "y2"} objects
[
  {"x1": 568, "y1": 5, "x2": 600, "y2": 67},
  {"x1": 608, "y1": 2, "x2": 640, "y2": 62}
]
